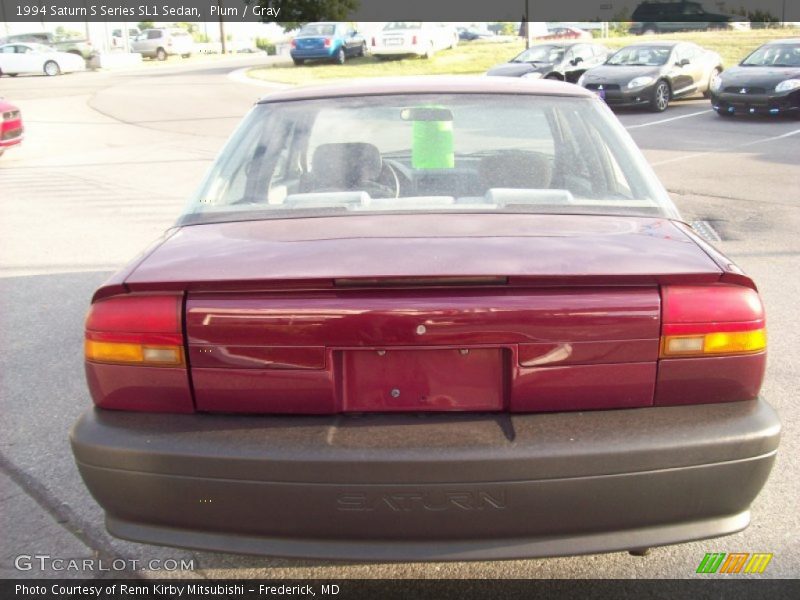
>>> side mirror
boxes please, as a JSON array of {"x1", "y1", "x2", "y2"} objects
[
  {"x1": 571, "y1": 57, "x2": 583, "y2": 66},
  {"x1": 679, "y1": 58, "x2": 690, "y2": 66}
]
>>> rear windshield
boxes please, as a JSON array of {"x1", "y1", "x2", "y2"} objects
[
  {"x1": 741, "y1": 43, "x2": 800, "y2": 67},
  {"x1": 180, "y1": 93, "x2": 677, "y2": 226},
  {"x1": 299, "y1": 24, "x2": 337, "y2": 36},
  {"x1": 384, "y1": 22, "x2": 422, "y2": 31},
  {"x1": 606, "y1": 46, "x2": 672, "y2": 66}
]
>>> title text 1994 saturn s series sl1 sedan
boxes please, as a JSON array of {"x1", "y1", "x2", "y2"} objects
[{"x1": 70, "y1": 77, "x2": 780, "y2": 561}]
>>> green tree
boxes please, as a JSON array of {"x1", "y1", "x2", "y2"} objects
[
  {"x1": 249, "y1": 0, "x2": 359, "y2": 29},
  {"x1": 138, "y1": 21, "x2": 155, "y2": 31},
  {"x1": 488, "y1": 22, "x2": 516, "y2": 35},
  {"x1": 174, "y1": 22, "x2": 198, "y2": 34}
]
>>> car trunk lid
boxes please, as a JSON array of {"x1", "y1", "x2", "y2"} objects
[{"x1": 122, "y1": 214, "x2": 724, "y2": 414}]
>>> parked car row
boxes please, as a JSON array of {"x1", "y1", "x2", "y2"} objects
[
  {"x1": 290, "y1": 22, "x2": 460, "y2": 65},
  {"x1": 488, "y1": 37, "x2": 799, "y2": 117}
]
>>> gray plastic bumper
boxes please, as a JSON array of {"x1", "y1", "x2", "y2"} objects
[{"x1": 71, "y1": 400, "x2": 780, "y2": 560}]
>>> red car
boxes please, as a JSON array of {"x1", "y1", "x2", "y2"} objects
[
  {"x1": 538, "y1": 26, "x2": 593, "y2": 41},
  {"x1": 71, "y1": 77, "x2": 779, "y2": 560},
  {"x1": 0, "y1": 98, "x2": 23, "y2": 156}
]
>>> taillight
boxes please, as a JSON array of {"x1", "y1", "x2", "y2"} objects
[
  {"x1": 656, "y1": 284, "x2": 766, "y2": 406},
  {"x1": 85, "y1": 295, "x2": 184, "y2": 366},
  {"x1": 660, "y1": 285, "x2": 766, "y2": 357},
  {"x1": 371, "y1": 37, "x2": 376, "y2": 47},
  {"x1": 324, "y1": 37, "x2": 332, "y2": 47},
  {"x1": 412, "y1": 35, "x2": 418, "y2": 45},
  {"x1": 84, "y1": 294, "x2": 193, "y2": 413},
  {"x1": 291, "y1": 39, "x2": 297, "y2": 48}
]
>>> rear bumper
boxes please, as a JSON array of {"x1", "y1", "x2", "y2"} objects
[
  {"x1": 71, "y1": 400, "x2": 780, "y2": 560},
  {"x1": 290, "y1": 47, "x2": 338, "y2": 60},
  {"x1": 372, "y1": 46, "x2": 425, "y2": 57}
]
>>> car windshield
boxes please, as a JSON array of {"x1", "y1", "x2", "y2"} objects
[
  {"x1": 607, "y1": 46, "x2": 671, "y2": 66},
  {"x1": 512, "y1": 45, "x2": 564, "y2": 63},
  {"x1": 741, "y1": 43, "x2": 800, "y2": 67},
  {"x1": 180, "y1": 93, "x2": 677, "y2": 226},
  {"x1": 299, "y1": 24, "x2": 336, "y2": 36},
  {"x1": 384, "y1": 22, "x2": 422, "y2": 31}
]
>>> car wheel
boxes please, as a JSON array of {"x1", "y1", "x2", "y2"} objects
[
  {"x1": 642, "y1": 26, "x2": 658, "y2": 35},
  {"x1": 43, "y1": 60, "x2": 61, "y2": 76},
  {"x1": 335, "y1": 48, "x2": 346, "y2": 65},
  {"x1": 545, "y1": 73, "x2": 562, "y2": 80},
  {"x1": 181, "y1": 53, "x2": 191, "y2": 59},
  {"x1": 9, "y1": 73, "x2": 19, "y2": 77},
  {"x1": 649, "y1": 80, "x2": 670, "y2": 112},
  {"x1": 704, "y1": 68, "x2": 722, "y2": 99},
  {"x1": 156, "y1": 48, "x2": 167, "y2": 61},
  {"x1": 292, "y1": 58, "x2": 305, "y2": 66}
]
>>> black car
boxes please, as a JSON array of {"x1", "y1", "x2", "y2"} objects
[
  {"x1": 628, "y1": 0, "x2": 746, "y2": 34},
  {"x1": 486, "y1": 42, "x2": 609, "y2": 83},
  {"x1": 458, "y1": 27, "x2": 493, "y2": 42},
  {"x1": 710, "y1": 39, "x2": 800, "y2": 118},
  {"x1": 579, "y1": 42, "x2": 723, "y2": 112}
]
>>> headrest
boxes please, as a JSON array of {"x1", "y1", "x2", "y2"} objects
[
  {"x1": 479, "y1": 151, "x2": 553, "y2": 190},
  {"x1": 310, "y1": 143, "x2": 383, "y2": 188}
]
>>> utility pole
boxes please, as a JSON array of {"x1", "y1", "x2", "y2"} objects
[
  {"x1": 525, "y1": 0, "x2": 531, "y2": 49},
  {"x1": 218, "y1": 1, "x2": 227, "y2": 54}
]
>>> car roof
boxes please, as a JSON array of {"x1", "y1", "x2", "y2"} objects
[
  {"x1": 766, "y1": 38, "x2": 800, "y2": 45},
  {"x1": 529, "y1": 41, "x2": 586, "y2": 47},
  {"x1": 258, "y1": 76, "x2": 594, "y2": 104},
  {"x1": 622, "y1": 41, "x2": 681, "y2": 48}
]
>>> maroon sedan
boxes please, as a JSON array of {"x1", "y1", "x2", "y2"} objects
[
  {"x1": 71, "y1": 77, "x2": 779, "y2": 560},
  {"x1": 0, "y1": 98, "x2": 24, "y2": 156}
]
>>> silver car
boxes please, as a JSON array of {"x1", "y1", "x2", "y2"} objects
[{"x1": 131, "y1": 28, "x2": 193, "y2": 61}]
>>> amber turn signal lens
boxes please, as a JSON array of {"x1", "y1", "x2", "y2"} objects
[
  {"x1": 660, "y1": 329, "x2": 766, "y2": 358},
  {"x1": 85, "y1": 340, "x2": 184, "y2": 366}
]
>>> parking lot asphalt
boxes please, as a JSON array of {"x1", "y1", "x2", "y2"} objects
[{"x1": 0, "y1": 61, "x2": 798, "y2": 579}]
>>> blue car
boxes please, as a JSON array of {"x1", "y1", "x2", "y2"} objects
[{"x1": 290, "y1": 22, "x2": 366, "y2": 66}]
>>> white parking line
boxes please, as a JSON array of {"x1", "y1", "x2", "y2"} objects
[
  {"x1": 625, "y1": 109, "x2": 712, "y2": 130},
  {"x1": 651, "y1": 128, "x2": 800, "y2": 166}
]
